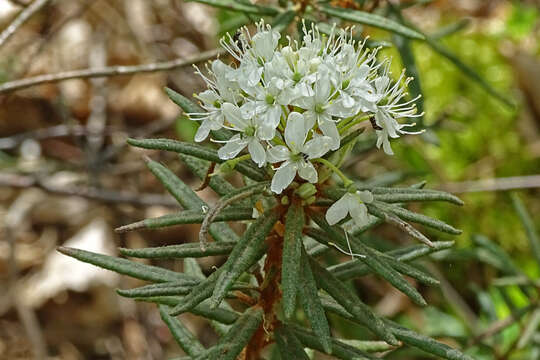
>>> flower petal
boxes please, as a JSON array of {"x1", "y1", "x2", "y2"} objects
[
  {"x1": 248, "y1": 139, "x2": 266, "y2": 167},
  {"x1": 297, "y1": 160, "x2": 318, "y2": 183},
  {"x1": 318, "y1": 117, "x2": 340, "y2": 150},
  {"x1": 284, "y1": 112, "x2": 307, "y2": 153},
  {"x1": 267, "y1": 145, "x2": 290, "y2": 163},
  {"x1": 222, "y1": 103, "x2": 248, "y2": 130},
  {"x1": 271, "y1": 162, "x2": 297, "y2": 194},
  {"x1": 349, "y1": 202, "x2": 369, "y2": 227},
  {"x1": 304, "y1": 135, "x2": 333, "y2": 159},
  {"x1": 217, "y1": 135, "x2": 248, "y2": 160},
  {"x1": 325, "y1": 194, "x2": 351, "y2": 225}
]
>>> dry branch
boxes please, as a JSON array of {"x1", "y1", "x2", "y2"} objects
[{"x1": 0, "y1": 48, "x2": 224, "y2": 94}]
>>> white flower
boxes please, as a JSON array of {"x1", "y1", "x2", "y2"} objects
[
  {"x1": 326, "y1": 190, "x2": 374, "y2": 226},
  {"x1": 293, "y1": 74, "x2": 354, "y2": 151},
  {"x1": 217, "y1": 103, "x2": 274, "y2": 167},
  {"x1": 189, "y1": 60, "x2": 241, "y2": 142},
  {"x1": 268, "y1": 112, "x2": 333, "y2": 194},
  {"x1": 372, "y1": 66, "x2": 424, "y2": 155}
]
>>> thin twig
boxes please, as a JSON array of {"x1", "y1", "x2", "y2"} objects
[
  {"x1": 0, "y1": 0, "x2": 52, "y2": 49},
  {"x1": 0, "y1": 173, "x2": 178, "y2": 207},
  {"x1": 199, "y1": 184, "x2": 269, "y2": 250},
  {"x1": 0, "y1": 48, "x2": 224, "y2": 94}
]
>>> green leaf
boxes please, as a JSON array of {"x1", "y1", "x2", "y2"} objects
[
  {"x1": 57, "y1": 247, "x2": 198, "y2": 284},
  {"x1": 288, "y1": 324, "x2": 379, "y2": 360},
  {"x1": 385, "y1": 320, "x2": 474, "y2": 360},
  {"x1": 164, "y1": 87, "x2": 202, "y2": 113},
  {"x1": 321, "y1": 297, "x2": 473, "y2": 360},
  {"x1": 115, "y1": 207, "x2": 253, "y2": 233},
  {"x1": 370, "y1": 201, "x2": 462, "y2": 235},
  {"x1": 511, "y1": 193, "x2": 540, "y2": 265},
  {"x1": 282, "y1": 203, "x2": 304, "y2": 319},
  {"x1": 328, "y1": 240, "x2": 454, "y2": 280},
  {"x1": 144, "y1": 157, "x2": 239, "y2": 243},
  {"x1": 310, "y1": 212, "x2": 427, "y2": 306},
  {"x1": 183, "y1": 258, "x2": 233, "y2": 335},
  {"x1": 118, "y1": 281, "x2": 252, "y2": 298},
  {"x1": 159, "y1": 305, "x2": 205, "y2": 356},
  {"x1": 209, "y1": 306, "x2": 264, "y2": 360},
  {"x1": 179, "y1": 153, "x2": 237, "y2": 197},
  {"x1": 119, "y1": 241, "x2": 236, "y2": 259},
  {"x1": 320, "y1": 5, "x2": 425, "y2": 40},
  {"x1": 307, "y1": 256, "x2": 399, "y2": 345},
  {"x1": 118, "y1": 282, "x2": 194, "y2": 298},
  {"x1": 141, "y1": 296, "x2": 239, "y2": 324},
  {"x1": 275, "y1": 325, "x2": 310, "y2": 360},
  {"x1": 211, "y1": 209, "x2": 280, "y2": 307},
  {"x1": 169, "y1": 269, "x2": 223, "y2": 316},
  {"x1": 373, "y1": 191, "x2": 463, "y2": 205},
  {"x1": 298, "y1": 245, "x2": 332, "y2": 354},
  {"x1": 128, "y1": 138, "x2": 267, "y2": 181},
  {"x1": 188, "y1": 0, "x2": 278, "y2": 15},
  {"x1": 145, "y1": 156, "x2": 204, "y2": 208}
]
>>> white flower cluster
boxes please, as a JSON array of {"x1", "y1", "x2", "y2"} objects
[{"x1": 189, "y1": 21, "x2": 422, "y2": 226}]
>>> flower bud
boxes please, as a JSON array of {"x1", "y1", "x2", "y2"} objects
[{"x1": 295, "y1": 183, "x2": 317, "y2": 199}]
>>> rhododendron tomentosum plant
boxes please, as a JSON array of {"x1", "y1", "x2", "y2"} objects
[{"x1": 59, "y1": 22, "x2": 472, "y2": 360}]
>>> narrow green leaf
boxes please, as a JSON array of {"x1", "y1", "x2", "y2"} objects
[
  {"x1": 184, "y1": 258, "x2": 205, "y2": 280},
  {"x1": 321, "y1": 297, "x2": 473, "y2": 360},
  {"x1": 310, "y1": 212, "x2": 428, "y2": 306},
  {"x1": 144, "y1": 157, "x2": 239, "y2": 243},
  {"x1": 288, "y1": 324, "x2": 379, "y2": 360},
  {"x1": 211, "y1": 209, "x2": 280, "y2": 307},
  {"x1": 517, "y1": 308, "x2": 540, "y2": 349},
  {"x1": 282, "y1": 203, "x2": 304, "y2": 319},
  {"x1": 164, "y1": 87, "x2": 202, "y2": 113},
  {"x1": 128, "y1": 138, "x2": 267, "y2": 181},
  {"x1": 275, "y1": 326, "x2": 310, "y2": 360},
  {"x1": 371, "y1": 201, "x2": 462, "y2": 235},
  {"x1": 328, "y1": 240, "x2": 454, "y2": 280},
  {"x1": 141, "y1": 296, "x2": 239, "y2": 324},
  {"x1": 209, "y1": 306, "x2": 264, "y2": 360},
  {"x1": 159, "y1": 305, "x2": 206, "y2": 357},
  {"x1": 179, "y1": 153, "x2": 237, "y2": 197},
  {"x1": 145, "y1": 157, "x2": 204, "y2": 209},
  {"x1": 118, "y1": 282, "x2": 193, "y2": 298},
  {"x1": 385, "y1": 320, "x2": 474, "y2": 360},
  {"x1": 298, "y1": 245, "x2": 332, "y2": 354},
  {"x1": 118, "y1": 281, "x2": 251, "y2": 298},
  {"x1": 337, "y1": 339, "x2": 394, "y2": 352},
  {"x1": 183, "y1": 257, "x2": 233, "y2": 335},
  {"x1": 375, "y1": 251, "x2": 439, "y2": 286},
  {"x1": 119, "y1": 241, "x2": 236, "y2": 259},
  {"x1": 271, "y1": 10, "x2": 296, "y2": 32},
  {"x1": 57, "y1": 247, "x2": 198, "y2": 284},
  {"x1": 188, "y1": 0, "x2": 278, "y2": 15},
  {"x1": 169, "y1": 269, "x2": 222, "y2": 316},
  {"x1": 373, "y1": 192, "x2": 463, "y2": 205},
  {"x1": 511, "y1": 193, "x2": 540, "y2": 265},
  {"x1": 116, "y1": 207, "x2": 253, "y2": 233},
  {"x1": 307, "y1": 256, "x2": 399, "y2": 345},
  {"x1": 320, "y1": 5, "x2": 425, "y2": 40}
]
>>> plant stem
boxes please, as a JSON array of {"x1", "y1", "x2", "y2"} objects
[
  {"x1": 312, "y1": 158, "x2": 353, "y2": 187},
  {"x1": 338, "y1": 115, "x2": 371, "y2": 135}
]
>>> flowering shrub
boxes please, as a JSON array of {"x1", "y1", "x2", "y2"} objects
[{"x1": 59, "y1": 20, "x2": 473, "y2": 360}]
